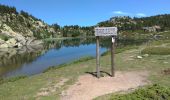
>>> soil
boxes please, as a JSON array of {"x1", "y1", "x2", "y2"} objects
[{"x1": 61, "y1": 71, "x2": 149, "y2": 100}]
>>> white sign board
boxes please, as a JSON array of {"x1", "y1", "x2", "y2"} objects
[{"x1": 94, "y1": 27, "x2": 117, "y2": 36}]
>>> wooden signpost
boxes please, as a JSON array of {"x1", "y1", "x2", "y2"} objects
[{"x1": 94, "y1": 27, "x2": 117, "y2": 78}]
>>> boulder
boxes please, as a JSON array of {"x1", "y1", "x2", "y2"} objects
[
  {"x1": 0, "y1": 38, "x2": 5, "y2": 44},
  {"x1": 0, "y1": 43, "x2": 8, "y2": 48},
  {"x1": 6, "y1": 38, "x2": 17, "y2": 47}
]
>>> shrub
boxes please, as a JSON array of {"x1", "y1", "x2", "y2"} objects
[
  {"x1": 0, "y1": 34, "x2": 10, "y2": 41},
  {"x1": 95, "y1": 84, "x2": 170, "y2": 100}
]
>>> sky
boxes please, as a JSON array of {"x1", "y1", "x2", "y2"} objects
[{"x1": 0, "y1": 0, "x2": 170, "y2": 26}]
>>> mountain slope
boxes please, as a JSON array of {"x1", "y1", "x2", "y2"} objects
[{"x1": 0, "y1": 4, "x2": 57, "y2": 48}]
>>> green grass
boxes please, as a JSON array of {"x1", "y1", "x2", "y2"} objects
[
  {"x1": 101, "y1": 45, "x2": 138, "y2": 56},
  {"x1": 94, "y1": 84, "x2": 170, "y2": 100},
  {"x1": 141, "y1": 47, "x2": 170, "y2": 55},
  {"x1": 0, "y1": 76, "x2": 27, "y2": 85}
]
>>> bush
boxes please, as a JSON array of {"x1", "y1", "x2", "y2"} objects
[
  {"x1": 0, "y1": 34, "x2": 10, "y2": 41},
  {"x1": 141, "y1": 47, "x2": 170, "y2": 55},
  {"x1": 95, "y1": 84, "x2": 170, "y2": 100}
]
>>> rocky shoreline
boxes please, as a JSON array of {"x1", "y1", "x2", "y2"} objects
[{"x1": 0, "y1": 37, "x2": 43, "y2": 48}]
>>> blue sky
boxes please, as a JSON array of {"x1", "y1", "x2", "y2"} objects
[{"x1": 0, "y1": 0, "x2": 170, "y2": 26}]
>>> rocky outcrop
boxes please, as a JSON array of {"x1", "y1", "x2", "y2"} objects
[
  {"x1": 0, "y1": 22, "x2": 43, "y2": 48},
  {"x1": 0, "y1": 8, "x2": 58, "y2": 48}
]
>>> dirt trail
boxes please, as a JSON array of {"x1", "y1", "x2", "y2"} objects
[{"x1": 61, "y1": 71, "x2": 149, "y2": 100}]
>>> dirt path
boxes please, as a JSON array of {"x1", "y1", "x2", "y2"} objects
[{"x1": 61, "y1": 71, "x2": 149, "y2": 100}]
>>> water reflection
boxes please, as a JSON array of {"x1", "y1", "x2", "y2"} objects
[
  {"x1": 0, "y1": 45, "x2": 45, "y2": 77},
  {"x1": 0, "y1": 38, "x2": 106, "y2": 78}
]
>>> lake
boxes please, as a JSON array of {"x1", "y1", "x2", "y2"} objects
[
  {"x1": 0, "y1": 38, "x2": 108, "y2": 78},
  {"x1": 0, "y1": 37, "x2": 149, "y2": 78}
]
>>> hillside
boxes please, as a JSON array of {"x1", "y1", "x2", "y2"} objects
[
  {"x1": 0, "y1": 4, "x2": 59, "y2": 48},
  {"x1": 98, "y1": 14, "x2": 170, "y2": 32}
]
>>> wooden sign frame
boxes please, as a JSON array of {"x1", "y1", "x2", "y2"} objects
[{"x1": 94, "y1": 27, "x2": 117, "y2": 78}]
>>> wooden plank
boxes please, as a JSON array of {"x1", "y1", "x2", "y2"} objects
[
  {"x1": 111, "y1": 37, "x2": 115, "y2": 77},
  {"x1": 94, "y1": 27, "x2": 117, "y2": 36},
  {"x1": 96, "y1": 36, "x2": 100, "y2": 78}
]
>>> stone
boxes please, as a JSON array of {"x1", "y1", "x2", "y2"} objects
[
  {"x1": 0, "y1": 38, "x2": 5, "y2": 44},
  {"x1": 137, "y1": 56, "x2": 143, "y2": 59},
  {"x1": 29, "y1": 40, "x2": 43, "y2": 45},
  {"x1": 163, "y1": 62, "x2": 168, "y2": 64},
  {"x1": 15, "y1": 42, "x2": 22, "y2": 47},
  {"x1": 6, "y1": 38, "x2": 17, "y2": 47},
  {"x1": 0, "y1": 43, "x2": 8, "y2": 48},
  {"x1": 143, "y1": 54, "x2": 149, "y2": 57}
]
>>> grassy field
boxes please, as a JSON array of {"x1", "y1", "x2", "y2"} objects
[{"x1": 0, "y1": 40, "x2": 170, "y2": 100}]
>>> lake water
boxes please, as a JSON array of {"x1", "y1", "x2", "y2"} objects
[{"x1": 0, "y1": 38, "x2": 107, "y2": 78}]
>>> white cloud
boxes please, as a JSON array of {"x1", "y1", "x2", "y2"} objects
[
  {"x1": 136, "y1": 13, "x2": 146, "y2": 17},
  {"x1": 112, "y1": 11, "x2": 129, "y2": 15}
]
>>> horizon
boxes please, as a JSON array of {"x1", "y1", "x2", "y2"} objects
[{"x1": 1, "y1": 0, "x2": 170, "y2": 26}]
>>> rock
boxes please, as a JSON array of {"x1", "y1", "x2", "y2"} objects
[
  {"x1": 16, "y1": 42, "x2": 22, "y2": 47},
  {"x1": 6, "y1": 38, "x2": 17, "y2": 47},
  {"x1": 143, "y1": 54, "x2": 149, "y2": 57},
  {"x1": 163, "y1": 62, "x2": 168, "y2": 64},
  {"x1": 137, "y1": 56, "x2": 143, "y2": 59},
  {"x1": 29, "y1": 40, "x2": 43, "y2": 45},
  {"x1": 0, "y1": 43, "x2": 8, "y2": 48},
  {"x1": 0, "y1": 38, "x2": 5, "y2": 44},
  {"x1": 35, "y1": 21, "x2": 46, "y2": 28}
]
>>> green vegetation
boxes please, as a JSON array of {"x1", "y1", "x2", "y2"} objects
[
  {"x1": 101, "y1": 46, "x2": 138, "y2": 56},
  {"x1": 0, "y1": 4, "x2": 18, "y2": 14},
  {"x1": 142, "y1": 47, "x2": 170, "y2": 55},
  {"x1": 94, "y1": 84, "x2": 170, "y2": 100},
  {"x1": 0, "y1": 76, "x2": 27, "y2": 85},
  {"x1": 0, "y1": 34, "x2": 10, "y2": 41},
  {"x1": 61, "y1": 25, "x2": 94, "y2": 37},
  {"x1": 98, "y1": 15, "x2": 170, "y2": 31}
]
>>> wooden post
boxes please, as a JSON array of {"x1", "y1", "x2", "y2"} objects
[
  {"x1": 96, "y1": 36, "x2": 100, "y2": 78},
  {"x1": 111, "y1": 36, "x2": 115, "y2": 77}
]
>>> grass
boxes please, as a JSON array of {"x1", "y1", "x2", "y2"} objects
[
  {"x1": 94, "y1": 84, "x2": 170, "y2": 100},
  {"x1": 0, "y1": 41, "x2": 170, "y2": 99},
  {"x1": 0, "y1": 76, "x2": 27, "y2": 85},
  {"x1": 141, "y1": 47, "x2": 170, "y2": 55},
  {"x1": 101, "y1": 45, "x2": 138, "y2": 56}
]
